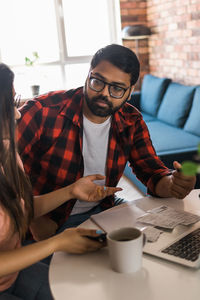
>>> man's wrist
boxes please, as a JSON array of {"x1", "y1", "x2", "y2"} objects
[{"x1": 155, "y1": 175, "x2": 172, "y2": 198}]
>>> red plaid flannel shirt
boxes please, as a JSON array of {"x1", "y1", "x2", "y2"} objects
[{"x1": 17, "y1": 87, "x2": 170, "y2": 225}]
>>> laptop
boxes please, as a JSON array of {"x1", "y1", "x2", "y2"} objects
[
  {"x1": 90, "y1": 197, "x2": 200, "y2": 268},
  {"x1": 134, "y1": 197, "x2": 200, "y2": 268},
  {"x1": 143, "y1": 220, "x2": 200, "y2": 268}
]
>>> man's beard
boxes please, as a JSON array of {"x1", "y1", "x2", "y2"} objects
[{"x1": 84, "y1": 89, "x2": 127, "y2": 118}]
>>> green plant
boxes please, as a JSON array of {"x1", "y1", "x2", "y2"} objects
[
  {"x1": 25, "y1": 51, "x2": 39, "y2": 66},
  {"x1": 181, "y1": 144, "x2": 200, "y2": 176}
]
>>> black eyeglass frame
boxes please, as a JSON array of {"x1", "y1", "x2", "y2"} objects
[
  {"x1": 14, "y1": 94, "x2": 21, "y2": 108},
  {"x1": 88, "y1": 73, "x2": 131, "y2": 99}
]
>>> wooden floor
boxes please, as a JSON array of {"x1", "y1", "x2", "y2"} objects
[{"x1": 116, "y1": 175, "x2": 144, "y2": 202}]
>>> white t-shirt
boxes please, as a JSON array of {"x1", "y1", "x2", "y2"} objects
[{"x1": 71, "y1": 115, "x2": 111, "y2": 215}]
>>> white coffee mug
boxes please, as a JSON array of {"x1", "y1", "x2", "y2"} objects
[{"x1": 107, "y1": 227, "x2": 145, "y2": 273}]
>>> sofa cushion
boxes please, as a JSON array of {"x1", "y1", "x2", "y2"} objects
[
  {"x1": 147, "y1": 121, "x2": 200, "y2": 155},
  {"x1": 157, "y1": 83, "x2": 195, "y2": 127},
  {"x1": 142, "y1": 112, "x2": 156, "y2": 122},
  {"x1": 183, "y1": 87, "x2": 200, "y2": 136},
  {"x1": 140, "y1": 74, "x2": 171, "y2": 116}
]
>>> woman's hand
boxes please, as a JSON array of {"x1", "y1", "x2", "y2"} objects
[
  {"x1": 0, "y1": 227, "x2": 105, "y2": 277},
  {"x1": 69, "y1": 174, "x2": 122, "y2": 202},
  {"x1": 54, "y1": 228, "x2": 106, "y2": 254}
]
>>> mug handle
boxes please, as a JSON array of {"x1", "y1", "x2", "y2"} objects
[{"x1": 142, "y1": 233, "x2": 146, "y2": 246}]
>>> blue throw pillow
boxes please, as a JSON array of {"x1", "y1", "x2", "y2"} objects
[
  {"x1": 157, "y1": 82, "x2": 195, "y2": 127},
  {"x1": 140, "y1": 74, "x2": 171, "y2": 116},
  {"x1": 184, "y1": 87, "x2": 200, "y2": 136}
]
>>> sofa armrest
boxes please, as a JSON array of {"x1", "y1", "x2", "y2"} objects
[{"x1": 128, "y1": 91, "x2": 141, "y2": 110}]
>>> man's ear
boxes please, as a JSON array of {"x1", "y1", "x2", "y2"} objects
[{"x1": 127, "y1": 86, "x2": 135, "y2": 101}]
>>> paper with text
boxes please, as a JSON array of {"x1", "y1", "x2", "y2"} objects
[
  {"x1": 137, "y1": 205, "x2": 200, "y2": 229},
  {"x1": 143, "y1": 226, "x2": 163, "y2": 242}
]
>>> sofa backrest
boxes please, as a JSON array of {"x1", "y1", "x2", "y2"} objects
[
  {"x1": 140, "y1": 74, "x2": 171, "y2": 116},
  {"x1": 157, "y1": 82, "x2": 195, "y2": 127},
  {"x1": 184, "y1": 86, "x2": 200, "y2": 136}
]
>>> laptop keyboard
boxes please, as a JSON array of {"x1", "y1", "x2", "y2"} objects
[{"x1": 162, "y1": 228, "x2": 200, "y2": 262}]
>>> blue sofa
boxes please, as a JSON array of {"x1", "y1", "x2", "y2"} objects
[{"x1": 124, "y1": 74, "x2": 200, "y2": 194}]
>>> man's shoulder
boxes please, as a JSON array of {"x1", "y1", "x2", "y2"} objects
[
  {"x1": 112, "y1": 102, "x2": 144, "y2": 132},
  {"x1": 33, "y1": 88, "x2": 83, "y2": 108},
  {"x1": 20, "y1": 88, "x2": 83, "y2": 115},
  {"x1": 123, "y1": 101, "x2": 142, "y2": 115},
  {"x1": 118, "y1": 102, "x2": 143, "y2": 122},
  {"x1": 37, "y1": 90, "x2": 69, "y2": 106}
]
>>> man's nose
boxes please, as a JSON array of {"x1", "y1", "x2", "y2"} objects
[{"x1": 100, "y1": 83, "x2": 110, "y2": 97}]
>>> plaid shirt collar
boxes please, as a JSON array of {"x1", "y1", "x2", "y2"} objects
[
  {"x1": 59, "y1": 87, "x2": 137, "y2": 132},
  {"x1": 59, "y1": 88, "x2": 84, "y2": 128}
]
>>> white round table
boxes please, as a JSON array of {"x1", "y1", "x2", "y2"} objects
[{"x1": 49, "y1": 189, "x2": 200, "y2": 300}]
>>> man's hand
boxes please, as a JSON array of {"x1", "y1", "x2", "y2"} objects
[
  {"x1": 70, "y1": 174, "x2": 122, "y2": 202},
  {"x1": 170, "y1": 161, "x2": 196, "y2": 199},
  {"x1": 30, "y1": 216, "x2": 58, "y2": 241}
]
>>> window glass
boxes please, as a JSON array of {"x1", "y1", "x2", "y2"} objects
[
  {"x1": 65, "y1": 63, "x2": 90, "y2": 89},
  {"x1": 0, "y1": 0, "x2": 121, "y2": 97},
  {"x1": 63, "y1": 0, "x2": 111, "y2": 56},
  {"x1": 37, "y1": 65, "x2": 63, "y2": 94},
  {"x1": 0, "y1": 0, "x2": 59, "y2": 65},
  {"x1": 13, "y1": 65, "x2": 63, "y2": 98}
]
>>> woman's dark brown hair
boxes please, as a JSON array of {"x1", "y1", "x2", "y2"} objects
[{"x1": 0, "y1": 63, "x2": 33, "y2": 239}]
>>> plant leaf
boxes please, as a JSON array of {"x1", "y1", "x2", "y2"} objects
[
  {"x1": 198, "y1": 143, "x2": 200, "y2": 155},
  {"x1": 181, "y1": 161, "x2": 198, "y2": 176},
  {"x1": 33, "y1": 51, "x2": 39, "y2": 59}
]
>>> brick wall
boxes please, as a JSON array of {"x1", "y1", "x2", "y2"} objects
[
  {"x1": 147, "y1": 0, "x2": 200, "y2": 85},
  {"x1": 120, "y1": 0, "x2": 200, "y2": 86},
  {"x1": 120, "y1": 0, "x2": 149, "y2": 89}
]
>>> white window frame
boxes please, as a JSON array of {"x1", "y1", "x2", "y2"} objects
[
  {"x1": 0, "y1": 0, "x2": 122, "y2": 96},
  {"x1": 53, "y1": 0, "x2": 122, "y2": 87}
]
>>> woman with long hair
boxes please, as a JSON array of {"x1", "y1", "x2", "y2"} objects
[{"x1": 0, "y1": 63, "x2": 121, "y2": 299}]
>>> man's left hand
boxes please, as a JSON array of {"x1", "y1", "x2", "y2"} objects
[{"x1": 171, "y1": 161, "x2": 196, "y2": 199}]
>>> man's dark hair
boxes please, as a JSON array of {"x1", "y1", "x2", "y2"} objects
[{"x1": 90, "y1": 44, "x2": 140, "y2": 85}]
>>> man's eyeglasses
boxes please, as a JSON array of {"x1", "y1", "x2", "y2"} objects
[
  {"x1": 88, "y1": 73, "x2": 130, "y2": 99},
  {"x1": 14, "y1": 94, "x2": 21, "y2": 108}
]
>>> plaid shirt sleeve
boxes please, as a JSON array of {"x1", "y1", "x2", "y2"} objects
[
  {"x1": 17, "y1": 99, "x2": 44, "y2": 166},
  {"x1": 17, "y1": 90, "x2": 85, "y2": 224},
  {"x1": 127, "y1": 113, "x2": 171, "y2": 195}
]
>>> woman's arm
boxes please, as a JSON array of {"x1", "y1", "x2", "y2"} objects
[
  {"x1": 0, "y1": 228, "x2": 104, "y2": 277},
  {"x1": 34, "y1": 174, "x2": 122, "y2": 218}
]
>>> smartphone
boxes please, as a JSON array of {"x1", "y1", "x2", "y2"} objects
[{"x1": 86, "y1": 233, "x2": 107, "y2": 242}]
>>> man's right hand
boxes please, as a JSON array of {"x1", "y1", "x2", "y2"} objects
[
  {"x1": 70, "y1": 174, "x2": 122, "y2": 202},
  {"x1": 30, "y1": 216, "x2": 58, "y2": 241}
]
